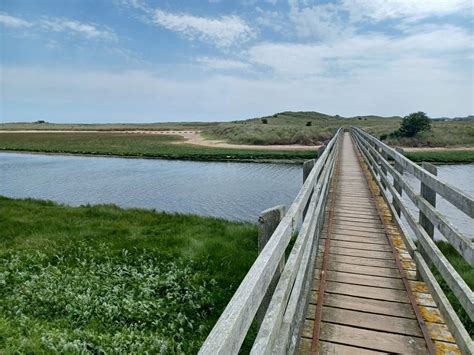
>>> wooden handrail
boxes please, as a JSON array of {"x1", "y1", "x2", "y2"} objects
[{"x1": 199, "y1": 128, "x2": 343, "y2": 354}]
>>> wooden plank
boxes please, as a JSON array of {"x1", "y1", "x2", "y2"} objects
[
  {"x1": 328, "y1": 240, "x2": 391, "y2": 252},
  {"x1": 325, "y1": 253, "x2": 397, "y2": 268},
  {"x1": 308, "y1": 293, "x2": 415, "y2": 318},
  {"x1": 325, "y1": 281, "x2": 409, "y2": 303},
  {"x1": 321, "y1": 306, "x2": 422, "y2": 337},
  {"x1": 334, "y1": 218, "x2": 382, "y2": 229},
  {"x1": 331, "y1": 233, "x2": 387, "y2": 245},
  {"x1": 334, "y1": 222, "x2": 384, "y2": 232},
  {"x1": 326, "y1": 262, "x2": 400, "y2": 278},
  {"x1": 299, "y1": 337, "x2": 388, "y2": 355},
  {"x1": 319, "y1": 323, "x2": 428, "y2": 354},
  {"x1": 322, "y1": 270, "x2": 405, "y2": 289},
  {"x1": 330, "y1": 246, "x2": 393, "y2": 260}
]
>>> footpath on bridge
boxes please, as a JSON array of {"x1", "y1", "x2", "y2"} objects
[{"x1": 299, "y1": 133, "x2": 460, "y2": 354}]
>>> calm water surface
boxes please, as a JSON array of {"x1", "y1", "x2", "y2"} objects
[{"x1": 0, "y1": 153, "x2": 302, "y2": 222}]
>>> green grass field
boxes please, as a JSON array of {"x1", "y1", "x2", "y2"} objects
[
  {"x1": 0, "y1": 132, "x2": 314, "y2": 162},
  {"x1": 0, "y1": 197, "x2": 258, "y2": 353}
]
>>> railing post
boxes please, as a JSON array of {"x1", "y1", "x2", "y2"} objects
[
  {"x1": 419, "y1": 162, "x2": 437, "y2": 239},
  {"x1": 303, "y1": 159, "x2": 315, "y2": 184},
  {"x1": 393, "y1": 147, "x2": 404, "y2": 216},
  {"x1": 380, "y1": 149, "x2": 388, "y2": 191},
  {"x1": 256, "y1": 205, "x2": 286, "y2": 328},
  {"x1": 317, "y1": 145, "x2": 326, "y2": 158}
]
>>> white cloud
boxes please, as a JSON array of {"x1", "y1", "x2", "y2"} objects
[
  {"x1": 246, "y1": 25, "x2": 473, "y2": 77},
  {"x1": 0, "y1": 12, "x2": 116, "y2": 41},
  {"x1": 40, "y1": 19, "x2": 116, "y2": 40},
  {"x1": 0, "y1": 13, "x2": 32, "y2": 28},
  {"x1": 197, "y1": 57, "x2": 251, "y2": 70},
  {"x1": 342, "y1": 0, "x2": 473, "y2": 22},
  {"x1": 153, "y1": 9, "x2": 256, "y2": 47}
]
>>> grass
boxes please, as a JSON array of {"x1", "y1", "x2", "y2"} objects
[
  {"x1": 0, "y1": 196, "x2": 258, "y2": 353},
  {"x1": 405, "y1": 150, "x2": 474, "y2": 164},
  {"x1": 0, "y1": 132, "x2": 314, "y2": 162},
  {"x1": 434, "y1": 241, "x2": 473, "y2": 335}
]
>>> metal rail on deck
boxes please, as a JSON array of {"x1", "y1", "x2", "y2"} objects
[
  {"x1": 351, "y1": 127, "x2": 473, "y2": 355},
  {"x1": 199, "y1": 128, "x2": 343, "y2": 355}
]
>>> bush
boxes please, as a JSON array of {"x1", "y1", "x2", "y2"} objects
[
  {"x1": 380, "y1": 134, "x2": 388, "y2": 141},
  {"x1": 306, "y1": 121, "x2": 312, "y2": 127},
  {"x1": 262, "y1": 119, "x2": 268, "y2": 124},
  {"x1": 398, "y1": 111, "x2": 431, "y2": 137}
]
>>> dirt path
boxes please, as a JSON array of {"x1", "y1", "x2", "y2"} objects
[{"x1": 0, "y1": 130, "x2": 318, "y2": 151}]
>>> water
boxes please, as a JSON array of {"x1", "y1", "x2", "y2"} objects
[{"x1": 0, "y1": 152, "x2": 303, "y2": 222}]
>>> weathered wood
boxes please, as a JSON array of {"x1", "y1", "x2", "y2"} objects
[
  {"x1": 393, "y1": 147, "x2": 404, "y2": 216},
  {"x1": 318, "y1": 323, "x2": 428, "y2": 353},
  {"x1": 353, "y1": 127, "x2": 474, "y2": 218},
  {"x1": 321, "y1": 270, "x2": 405, "y2": 289},
  {"x1": 321, "y1": 306, "x2": 422, "y2": 337},
  {"x1": 302, "y1": 159, "x2": 315, "y2": 183},
  {"x1": 325, "y1": 281, "x2": 409, "y2": 303},
  {"x1": 352, "y1": 129, "x2": 473, "y2": 352},
  {"x1": 419, "y1": 162, "x2": 437, "y2": 239},
  {"x1": 308, "y1": 293, "x2": 416, "y2": 319},
  {"x1": 356, "y1": 134, "x2": 473, "y2": 265},
  {"x1": 256, "y1": 205, "x2": 286, "y2": 328}
]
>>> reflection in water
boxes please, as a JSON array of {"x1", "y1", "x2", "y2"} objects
[{"x1": 0, "y1": 152, "x2": 302, "y2": 222}]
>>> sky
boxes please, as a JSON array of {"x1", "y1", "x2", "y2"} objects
[{"x1": 0, "y1": 0, "x2": 473, "y2": 123}]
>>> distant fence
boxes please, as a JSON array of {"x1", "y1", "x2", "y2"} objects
[
  {"x1": 351, "y1": 127, "x2": 473, "y2": 354},
  {"x1": 199, "y1": 128, "x2": 343, "y2": 354}
]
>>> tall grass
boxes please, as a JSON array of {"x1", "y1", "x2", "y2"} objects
[{"x1": 0, "y1": 197, "x2": 258, "y2": 353}]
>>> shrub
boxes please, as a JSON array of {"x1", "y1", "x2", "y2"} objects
[
  {"x1": 398, "y1": 111, "x2": 431, "y2": 137},
  {"x1": 306, "y1": 121, "x2": 312, "y2": 127},
  {"x1": 262, "y1": 119, "x2": 268, "y2": 124},
  {"x1": 379, "y1": 134, "x2": 388, "y2": 141}
]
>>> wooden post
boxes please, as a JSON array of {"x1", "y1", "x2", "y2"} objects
[
  {"x1": 256, "y1": 205, "x2": 286, "y2": 329},
  {"x1": 380, "y1": 149, "x2": 388, "y2": 191},
  {"x1": 303, "y1": 159, "x2": 315, "y2": 184},
  {"x1": 393, "y1": 147, "x2": 404, "y2": 216},
  {"x1": 419, "y1": 162, "x2": 437, "y2": 238},
  {"x1": 317, "y1": 145, "x2": 326, "y2": 159}
]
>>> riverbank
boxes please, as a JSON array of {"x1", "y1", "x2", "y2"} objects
[
  {"x1": 1, "y1": 131, "x2": 473, "y2": 163},
  {"x1": 0, "y1": 132, "x2": 314, "y2": 163},
  {"x1": 0, "y1": 196, "x2": 257, "y2": 353}
]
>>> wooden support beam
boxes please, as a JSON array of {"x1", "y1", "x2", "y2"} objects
[
  {"x1": 257, "y1": 205, "x2": 286, "y2": 329},
  {"x1": 393, "y1": 147, "x2": 404, "y2": 216},
  {"x1": 419, "y1": 162, "x2": 437, "y2": 239}
]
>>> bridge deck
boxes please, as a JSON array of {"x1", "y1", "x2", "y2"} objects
[{"x1": 299, "y1": 133, "x2": 460, "y2": 354}]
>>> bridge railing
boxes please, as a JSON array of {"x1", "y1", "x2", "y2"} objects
[
  {"x1": 199, "y1": 128, "x2": 343, "y2": 355},
  {"x1": 351, "y1": 127, "x2": 473, "y2": 354}
]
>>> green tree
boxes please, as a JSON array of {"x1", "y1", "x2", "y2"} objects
[
  {"x1": 261, "y1": 118, "x2": 268, "y2": 124},
  {"x1": 398, "y1": 111, "x2": 431, "y2": 137}
]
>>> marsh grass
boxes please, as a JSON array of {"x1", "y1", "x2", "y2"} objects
[
  {"x1": 0, "y1": 197, "x2": 258, "y2": 353},
  {"x1": 0, "y1": 132, "x2": 314, "y2": 161}
]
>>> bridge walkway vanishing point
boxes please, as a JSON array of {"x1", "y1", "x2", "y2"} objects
[
  {"x1": 200, "y1": 129, "x2": 473, "y2": 355},
  {"x1": 299, "y1": 133, "x2": 460, "y2": 354}
]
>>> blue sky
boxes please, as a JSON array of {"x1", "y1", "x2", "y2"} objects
[{"x1": 1, "y1": 0, "x2": 473, "y2": 123}]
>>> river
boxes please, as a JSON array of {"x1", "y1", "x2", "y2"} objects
[{"x1": 0, "y1": 153, "x2": 472, "y2": 236}]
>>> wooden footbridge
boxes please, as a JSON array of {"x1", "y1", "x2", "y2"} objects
[{"x1": 200, "y1": 129, "x2": 473, "y2": 354}]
